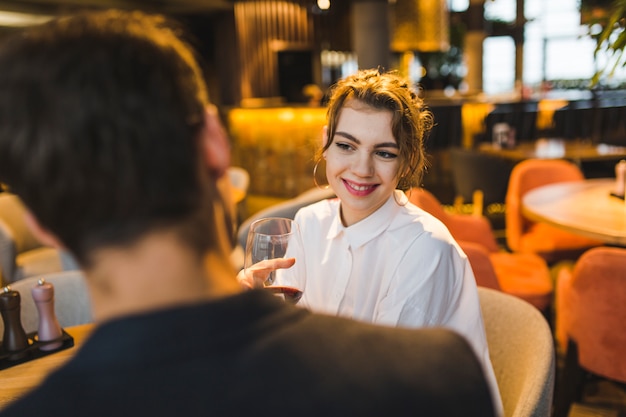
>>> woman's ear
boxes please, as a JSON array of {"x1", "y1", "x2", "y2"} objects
[
  {"x1": 200, "y1": 105, "x2": 231, "y2": 178},
  {"x1": 322, "y1": 125, "x2": 330, "y2": 147},
  {"x1": 24, "y1": 211, "x2": 65, "y2": 249}
]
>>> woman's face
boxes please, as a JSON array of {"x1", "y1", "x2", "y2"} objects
[{"x1": 324, "y1": 100, "x2": 400, "y2": 226}]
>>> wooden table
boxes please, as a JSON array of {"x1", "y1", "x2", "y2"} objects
[
  {"x1": 522, "y1": 178, "x2": 626, "y2": 246},
  {"x1": 478, "y1": 139, "x2": 626, "y2": 164},
  {"x1": 0, "y1": 323, "x2": 93, "y2": 409}
]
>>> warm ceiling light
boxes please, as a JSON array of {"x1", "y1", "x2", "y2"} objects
[
  {"x1": 391, "y1": 0, "x2": 450, "y2": 52},
  {"x1": 0, "y1": 10, "x2": 53, "y2": 27},
  {"x1": 317, "y1": 0, "x2": 330, "y2": 10}
]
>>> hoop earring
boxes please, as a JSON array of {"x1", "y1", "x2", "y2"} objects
[
  {"x1": 394, "y1": 176, "x2": 411, "y2": 206},
  {"x1": 394, "y1": 188, "x2": 409, "y2": 206},
  {"x1": 313, "y1": 161, "x2": 329, "y2": 190}
]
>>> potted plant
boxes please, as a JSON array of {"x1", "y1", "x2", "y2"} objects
[{"x1": 589, "y1": 0, "x2": 626, "y2": 85}]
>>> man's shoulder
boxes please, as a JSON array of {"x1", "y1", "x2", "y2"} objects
[{"x1": 265, "y1": 312, "x2": 496, "y2": 417}]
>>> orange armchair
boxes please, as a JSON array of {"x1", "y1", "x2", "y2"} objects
[
  {"x1": 407, "y1": 188, "x2": 500, "y2": 252},
  {"x1": 408, "y1": 188, "x2": 553, "y2": 311},
  {"x1": 505, "y1": 159, "x2": 602, "y2": 263},
  {"x1": 455, "y1": 241, "x2": 501, "y2": 291},
  {"x1": 553, "y1": 246, "x2": 626, "y2": 417}
]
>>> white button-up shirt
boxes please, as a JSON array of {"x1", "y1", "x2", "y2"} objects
[{"x1": 293, "y1": 190, "x2": 502, "y2": 414}]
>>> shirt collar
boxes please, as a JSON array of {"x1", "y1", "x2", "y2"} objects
[{"x1": 326, "y1": 190, "x2": 407, "y2": 249}]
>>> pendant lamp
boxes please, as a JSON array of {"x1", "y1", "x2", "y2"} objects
[{"x1": 391, "y1": 0, "x2": 450, "y2": 52}]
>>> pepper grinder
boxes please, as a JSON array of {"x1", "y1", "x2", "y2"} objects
[
  {"x1": 32, "y1": 278, "x2": 63, "y2": 351},
  {"x1": 0, "y1": 286, "x2": 29, "y2": 354}
]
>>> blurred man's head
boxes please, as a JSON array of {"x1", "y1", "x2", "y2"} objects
[{"x1": 0, "y1": 10, "x2": 231, "y2": 266}]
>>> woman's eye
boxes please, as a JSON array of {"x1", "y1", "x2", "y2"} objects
[
  {"x1": 376, "y1": 150, "x2": 398, "y2": 159},
  {"x1": 335, "y1": 142, "x2": 353, "y2": 151}
]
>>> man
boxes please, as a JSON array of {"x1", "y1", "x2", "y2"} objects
[{"x1": 0, "y1": 10, "x2": 495, "y2": 417}]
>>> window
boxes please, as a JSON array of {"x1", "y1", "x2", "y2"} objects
[{"x1": 482, "y1": 0, "x2": 625, "y2": 94}]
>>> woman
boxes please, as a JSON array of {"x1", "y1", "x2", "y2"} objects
[
  {"x1": 293, "y1": 69, "x2": 502, "y2": 413},
  {"x1": 243, "y1": 69, "x2": 501, "y2": 413}
]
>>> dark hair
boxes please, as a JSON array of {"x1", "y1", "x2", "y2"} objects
[
  {"x1": 321, "y1": 69, "x2": 432, "y2": 190},
  {"x1": 0, "y1": 10, "x2": 218, "y2": 266}
]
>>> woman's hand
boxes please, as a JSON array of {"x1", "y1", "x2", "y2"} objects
[{"x1": 237, "y1": 258, "x2": 296, "y2": 289}]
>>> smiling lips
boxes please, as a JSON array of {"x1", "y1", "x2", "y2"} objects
[{"x1": 343, "y1": 179, "x2": 378, "y2": 196}]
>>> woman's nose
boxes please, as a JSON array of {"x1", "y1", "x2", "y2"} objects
[{"x1": 351, "y1": 153, "x2": 374, "y2": 177}]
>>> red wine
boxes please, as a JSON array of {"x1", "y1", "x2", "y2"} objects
[{"x1": 266, "y1": 285, "x2": 303, "y2": 304}]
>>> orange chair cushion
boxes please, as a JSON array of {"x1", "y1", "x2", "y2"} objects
[
  {"x1": 490, "y1": 251, "x2": 553, "y2": 311},
  {"x1": 517, "y1": 223, "x2": 602, "y2": 262}
]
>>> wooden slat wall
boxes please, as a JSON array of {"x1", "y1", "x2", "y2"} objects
[{"x1": 235, "y1": 1, "x2": 314, "y2": 101}]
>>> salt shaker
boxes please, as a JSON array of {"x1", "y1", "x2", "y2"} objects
[
  {"x1": 0, "y1": 286, "x2": 29, "y2": 354},
  {"x1": 614, "y1": 160, "x2": 626, "y2": 197},
  {"x1": 31, "y1": 278, "x2": 63, "y2": 351}
]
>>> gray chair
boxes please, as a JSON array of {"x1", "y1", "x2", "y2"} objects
[
  {"x1": 0, "y1": 193, "x2": 65, "y2": 285},
  {"x1": 1, "y1": 270, "x2": 92, "y2": 334},
  {"x1": 478, "y1": 287, "x2": 555, "y2": 417}
]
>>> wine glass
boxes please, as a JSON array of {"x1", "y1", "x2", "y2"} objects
[{"x1": 244, "y1": 217, "x2": 306, "y2": 304}]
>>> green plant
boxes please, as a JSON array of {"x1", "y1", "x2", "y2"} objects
[{"x1": 591, "y1": 0, "x2": 626, "y2": 85}]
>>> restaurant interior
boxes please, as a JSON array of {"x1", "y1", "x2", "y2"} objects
[{"x1": 0, "y1": 0, "x2": 626, "y2": 416}]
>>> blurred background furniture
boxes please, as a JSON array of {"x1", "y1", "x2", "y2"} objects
[
  {"x1": 551, "y1": 100, "x2": 597, "y2": 141},
  {"x1": 477, "y1": 138, "x2": 626, "y2": 165},
  {"x1": 449, "y1": 147, "x2": 514, "y2": 210},
  {"x1": 409, "y1": 188, "x2": 553, "y2": 312},
  {"x1": 426, "y1": 104, "x2": 464, "y2": 150},
  {"x1": 0, "y1": 193, "x2": 65, "y2": 286},
  {"x1": 478, "y1": 287, "x2": 555, "y2": 417},
  {"x1": 553, "y1": 247, "x2": 626, "y2": 417},
  {"x1": 408, "y1": 187, "x2": 500, "y2": 252},
  {"x1": 448, "y1": 146, "x2": 514, "y2": 232},
  {"x1": 522, "y1": 178, "x2": 626, "y2": 247},
  {"x1": 456, "y1": 241, "x2": 502, "y2": 291},
  {"x1": 505, "y1": 159, "x2": 602, "y2": 264},
  {"x1": 481, "y1": 101, "x2": 539, "y2": 144},
  {"x1": 0, "y1": 270, "x2": 92, "y2": 334}
]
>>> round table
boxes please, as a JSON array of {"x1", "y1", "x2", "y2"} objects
[
  {"x1": 522, "y1": 178, "x2": 626, "y2": 247},
  {"x1": 0, "y1": 323, "x2": 93, "y2": 409}
]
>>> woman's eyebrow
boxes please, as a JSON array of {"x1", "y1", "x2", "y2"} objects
[
  {"x1": 335, "y1": 131, "x2": 359, "y2": 143},
  {"x1": 334, "y1": 131, "x2": 398, "y2": 148}
]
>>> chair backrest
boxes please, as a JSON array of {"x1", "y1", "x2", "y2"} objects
[
  {"x1": 406, "y1": 187, "x2": 449, "y2": 222},
  {"x1": 478, "y1": 287, "x2": 555, "y2": 417},
  {"x1": 449, "y1": 147, "x2": 515, "y2": 208},
  {"x1": 407, "y1": 188, "x2": 501, "y2": 253},
  {"x1": 556, "y1": 246, "x2": 626, "y2": 383},
  {"x1": 0, "y1": 270, "x2": 92, "y2": 334},
  {"x1": 458, "y1": 241, "x2": 501, "y2": 290},
  {"x1": 505, "y1": 159, "x2": 585, "y2": 252}
]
